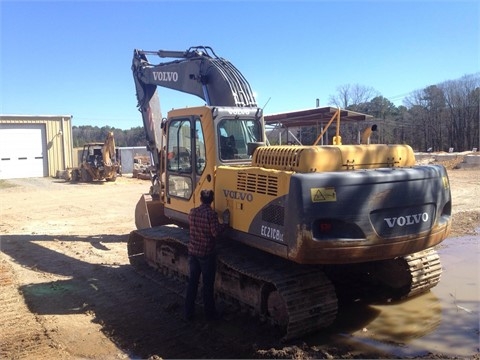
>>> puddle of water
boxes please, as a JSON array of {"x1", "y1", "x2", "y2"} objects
[{"x1": 344, "y1": 236, "x2": 480, "y2": 357}]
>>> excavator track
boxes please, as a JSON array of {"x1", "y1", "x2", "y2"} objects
[
  {"x1": 403, "y1": 248, "x2": 442, "y2": 298},
  {"x1": 128, "y1": 226, "x2": 441, "y2": 338},
  {"x1": 216, "y1": 240, "x2": 338, "y2": 340},
  {"x1": 368, "y1": 247, "x2": 443, "y2": 300},
  {"x1": 127, "y1": 226, "x2": 338, "y2": 340},
  {"x1": 324, "y1": 247, "x2": 443, "y2": 303}
]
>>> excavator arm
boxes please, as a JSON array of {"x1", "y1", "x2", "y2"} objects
[
  {"x1": 102, "y1": 131, "x2": 115, "y2": 166},
  {"x1": 131, "y1": 46, "x2": 259, "y2": 195},
  {"x1": 132, "y1": 46, "x2": 257, "y2": 108}
]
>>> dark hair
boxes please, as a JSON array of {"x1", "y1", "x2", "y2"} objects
[{"x1": 200, "y1": 189, "x2": 214, "y2": 204}]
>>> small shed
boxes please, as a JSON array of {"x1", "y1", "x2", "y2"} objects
[
  {"x1": 0, "y1": 115, "x2": 74, "y2": 179},
  {"x1": 117, "y1": 146, "x2": 150, "y2": 174}
]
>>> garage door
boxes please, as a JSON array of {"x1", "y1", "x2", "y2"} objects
[{"x1": 0, "y1": 124, "x2": 48, "y2": 179}]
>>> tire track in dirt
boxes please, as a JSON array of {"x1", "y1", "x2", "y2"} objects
[
  {"x1": 57, "y1": 243, "x2": 272, "y2": 359},
  {"x1": 1, "y1": 234, "x2": 270, "y2": 358},
  {"x1": 0, "y1": 260, "x2": 71, "y2": 359}
]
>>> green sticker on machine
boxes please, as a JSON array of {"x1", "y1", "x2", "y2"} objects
[{"x1": 311, "y1": 187, "x2": 336, "y2": 202}]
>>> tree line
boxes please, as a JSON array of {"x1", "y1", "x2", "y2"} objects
[
  {"x1": 323, "y1": 73, "x2": 479, "y2": 152},
  {"x1": 73, "y1": 72, "x2": 479, "y2": 152},
  {"x1": 72, "y1": 125, "x2": 147, "y2": 148}
]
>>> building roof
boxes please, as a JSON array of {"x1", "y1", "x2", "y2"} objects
[
  {"x1": 0, "y1": 114, "x2": 72, "y2": 121},
  {"x1": 264, "y1": 107, "x2": 372, "y2": 128}
]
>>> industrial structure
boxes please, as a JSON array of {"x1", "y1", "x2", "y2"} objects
[{"x1": 0, "y1": 115, "x2": 73, "y2": 179}]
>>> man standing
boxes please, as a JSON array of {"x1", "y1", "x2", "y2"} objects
[{"x1": 185, "y1": 189, "x2": 229, "y2": 321}]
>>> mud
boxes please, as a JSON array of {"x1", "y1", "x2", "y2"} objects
[
  {"x1": 334, "y1": 235, "x2": 479, "y2": 358},
  {"x1": 0, "y1": 169, "x2": 479, "y2": 359}
]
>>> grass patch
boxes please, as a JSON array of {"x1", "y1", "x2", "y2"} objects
[{"x1": 0, "y1": 180, "x2": 17, "y2": 189}]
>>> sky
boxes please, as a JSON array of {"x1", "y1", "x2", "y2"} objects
[{"x1": 1, "y1": 0, "x2": 479, "y2": 130}]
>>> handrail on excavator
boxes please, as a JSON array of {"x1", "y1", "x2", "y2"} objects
[
  {"x1": 136, "y1": 46, "x2": 218, "y2": 60},
  {"x1": 313, "y1": 108, "x2": 342, "y2": 146}
]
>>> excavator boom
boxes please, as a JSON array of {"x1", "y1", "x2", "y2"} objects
[
  {"x1": 132, "y1": 46, "x2": 258, "y2": 175},
  {"x1": 133, "y1": 46, "x2": 257, "y2": 108}
]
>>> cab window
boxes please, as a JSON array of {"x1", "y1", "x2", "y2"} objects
[
  {"x1": 218, "y1": 118, "x2": 262, "y2": 161},
  {"x1": 167, "y1": 119, "x2": 192, "y2": 173},
  {"x1": 167, "y1": 119, "x2": 192, "y2": 199}
]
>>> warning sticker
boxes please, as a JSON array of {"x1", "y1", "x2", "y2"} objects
[{"x1": 310, "y1": 187, "x2": 336, "y2": 202}]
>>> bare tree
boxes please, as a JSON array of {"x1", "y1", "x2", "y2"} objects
[
  {"x1": 328, "y1": 84, "x2": 378, "y2": 109},
  {"x1": 323, "y1": 75, "x2": 479, "y2": 151},
  {"x1": 440, "y1": 74, "x2": 480, "y2": 151},
  {"x1": 404, "y1": 73, "x2": 479, "y2": 151}
]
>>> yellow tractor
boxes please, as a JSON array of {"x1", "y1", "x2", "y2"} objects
[{"x1": 66, "y1": 132, "x2": 119, "y2": 182}]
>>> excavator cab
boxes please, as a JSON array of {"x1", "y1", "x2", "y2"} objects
[
  {"x1": 151, "y1": 106, "x2": 265, "y2": 226},
  {"x1": 134, "y1": 105, "x2": 266, "y2": 229}
]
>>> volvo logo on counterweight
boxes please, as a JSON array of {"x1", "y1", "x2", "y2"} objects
[{"x1": 384, "y1": 212, "x2": 429, "y2": 228}]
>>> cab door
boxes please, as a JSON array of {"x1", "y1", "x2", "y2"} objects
[{"x1": 164, "y1": 115, "x2": 207, "y2": 223}]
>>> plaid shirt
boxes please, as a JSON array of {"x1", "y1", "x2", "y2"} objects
[{"x1": 188, "y1": 203, "x2": 227, "y2": 257}]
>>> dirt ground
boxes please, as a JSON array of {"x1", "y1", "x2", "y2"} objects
[{"x1": 0, "y1": 166, "x2": 479, "y2": 359}]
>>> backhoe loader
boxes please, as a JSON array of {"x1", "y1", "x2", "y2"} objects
[{"x1": 65, "y1": 131, "x2": 119, "y2": 182}]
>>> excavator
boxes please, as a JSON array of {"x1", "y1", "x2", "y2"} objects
[
  {"x1": 128, "y1": 46, "x2": 452, "y2": 339},
  {"x1": 66, "y1": 131, "x2": 119, "y2": 182}
]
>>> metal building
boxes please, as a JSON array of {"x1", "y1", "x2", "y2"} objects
[
  {"x1": 117, "y1": 146, "x2": 149, "y2": 174},
  {"x1": 0, "y1": 115, "x2": 74, "y2": 179}
]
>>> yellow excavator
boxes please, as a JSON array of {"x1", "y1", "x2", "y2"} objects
[
  {"x1": 67, "y1": 131, "x2": 119, "y2": 182},
  {"x1": 128, "y1": 46, "x2": 452, "y2": 339}
]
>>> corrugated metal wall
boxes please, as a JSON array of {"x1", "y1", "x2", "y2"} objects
[{"x1": 0, "y1": 115, "x2": 74, "y2": 177}]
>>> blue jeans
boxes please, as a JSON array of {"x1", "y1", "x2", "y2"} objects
[{"x1": 185, "y1": 252, "x2": 217, "y2": 319}]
